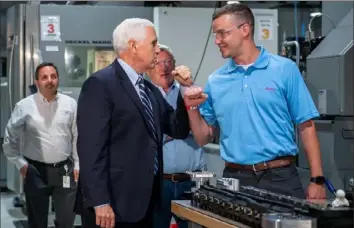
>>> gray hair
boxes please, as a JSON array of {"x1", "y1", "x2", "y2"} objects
[
  {"x1": 112, "y1": 18, "x2": 154, "y2": 53},
  {"x1": 158, "y1": 44, "x2": 173, "y2": 55},
  {"x1": 158, "y1": 43, "x2": 175, "y2": 62}
]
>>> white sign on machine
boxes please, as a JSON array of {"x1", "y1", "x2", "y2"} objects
[
  {"x1": 40, "y1": 15, "x2": 61, "y2": 42},
  {"x1": 257, "y1": 17, "x2": 273, "y2": 41}
]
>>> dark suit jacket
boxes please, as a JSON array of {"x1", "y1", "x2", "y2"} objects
[{"x1": 75, "y1": 60, "x2": 190, "y2": 223}]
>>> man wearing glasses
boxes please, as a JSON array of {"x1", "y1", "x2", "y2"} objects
[
  {"x1": 146, "y1": 44, "x2": 205, "y2": 228},
  {"x1": 176, "y1": 3, "x2": 326, "y2": 200}
]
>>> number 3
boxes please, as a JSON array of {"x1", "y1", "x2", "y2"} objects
[
  {"x1": 261, "y1": 29, "x2": 269, "y2": 40},
  {"x1": 47, "y1": 23, "x2": 55, "y2": 33}
]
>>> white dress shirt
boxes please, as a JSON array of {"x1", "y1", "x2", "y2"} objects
[{"x1": 2, "y1": 92, "x2": 79, "y2": 170}]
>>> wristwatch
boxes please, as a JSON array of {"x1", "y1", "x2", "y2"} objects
[{"x1": 310, "y1": 176, "x2": 326, "y2": 185}]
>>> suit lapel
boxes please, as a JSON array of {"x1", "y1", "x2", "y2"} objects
[{"x1": 112, "y1": 60, "x2": 159, "y2": 142}]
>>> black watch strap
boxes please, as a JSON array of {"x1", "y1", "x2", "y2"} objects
[{"x1": 310, "y1": 176, "x2": 326, "y2": 185}]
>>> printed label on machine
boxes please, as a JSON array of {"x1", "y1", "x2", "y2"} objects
[
  {"x1": 40, "y1": 15, "x2": 61, "y2": 42},
  {"x1": 257, "y1": 17, "x2": 273, "y2": 41},
  {"x1": 318, "y1": 89, "x2": 327, "y2": 114}
]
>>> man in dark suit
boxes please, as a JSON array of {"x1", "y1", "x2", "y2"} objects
[{"x1": 75, "y1": 18, "x2": 191, "y2": 228}]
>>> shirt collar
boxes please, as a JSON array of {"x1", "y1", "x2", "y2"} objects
[
  {"x1": 227, "y1": 46, "x2": 270, "y2": 73},
  {"x1": 117, "y1": 58, "x2": 142, "y2": 85},
  {"x1": 152, "y1": 80, "x2": 178, "y2": 96},
  {"x1": 36, "y1": 91, "x2": 59, "y2": 103}
]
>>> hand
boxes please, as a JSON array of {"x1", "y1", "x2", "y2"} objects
[
  {"x1": 184, "y1": 86, "x2": 208, "y2": 107},
  {"x1": 20, "y1": 164, "x2": 28, "y2": 178},
  {"x1": 94, "y1": 205, "x2": 115, "y2": 228},
  {"x1": 307, "y1": 183, "x2": 326, "y2": 200},
  {"x1": 74, "y1": 169, "x2": 79, "y2": 182},
  {"x1": 172, "y1": 65, "x2": 194, "y2": 87}
]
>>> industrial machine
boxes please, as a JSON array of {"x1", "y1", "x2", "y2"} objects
[
  {"x1": 282, "y1": 36, "x2": 325, "y2": 77},
  {"x1": 184, "y1": 173, "x2": 353, "y2": 228},
  {"x1": 1, "y1": 3, "x2": 153, "y2": 207},
  {"x1": 191, "y1": 183, "x2": 353, "y2": 228},
  {"x1": 298, "y1": 8, "x2": 354, "y2": 195}
]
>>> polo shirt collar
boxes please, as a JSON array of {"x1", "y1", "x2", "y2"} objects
[{"x1": 227, "y1": 46, "x2": 270, "y2": 73}]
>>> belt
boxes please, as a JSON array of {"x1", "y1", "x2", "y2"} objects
[
  {"x1": 25, "y1": 157, "x2": 70, "y2": 168},
  {"x1": 163, "y1": 173, "x2": 191, "y2": 183},
  {"x1": 225, "y1": 156, "x2": 295, "y2": 172}
]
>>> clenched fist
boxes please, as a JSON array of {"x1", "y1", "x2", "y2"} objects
[
  {"x1": 184, "y1": 86, "x2": 208, "y2": 107},
  {"x1": 172, "y1": 65, "x2": 194, "y2": 87}
]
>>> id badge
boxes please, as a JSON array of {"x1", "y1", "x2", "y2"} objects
[
  {"x1": 63, "y1": 164, "x2": 70, "y2": 188},
  {"x1": 63, "y1": 176, "x2": 70, "y2": 188}
]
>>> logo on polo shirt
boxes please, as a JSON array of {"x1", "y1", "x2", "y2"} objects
[{"x1": 265, "y1": 87, "x2": 276, "y2": 91}]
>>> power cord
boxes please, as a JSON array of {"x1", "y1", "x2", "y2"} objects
[{"x1": 193, "y1": 1, "x2": 220, "y2": 81}]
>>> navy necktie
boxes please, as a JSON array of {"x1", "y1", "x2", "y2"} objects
[{"x1": 137, "y1": 77, "x2": 158, "y2": 174}]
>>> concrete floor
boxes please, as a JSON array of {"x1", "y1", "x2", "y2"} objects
[
  {"x1": 1, "y1": 191, "x2": 176, "y2": 228},
  {"x1": 1, "y1": 191, "x2": 82, "y2": 228},
  {"x1": 1, "y1": 192, "x2": 28, "y2": 228}
]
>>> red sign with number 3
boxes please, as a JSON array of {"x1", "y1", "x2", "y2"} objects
[{"x1": 47, "y1": 23, "x2": 55, "y2": 34}]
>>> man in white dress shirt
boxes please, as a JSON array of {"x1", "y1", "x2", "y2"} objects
[{"x1": 2, "y1": 62, "x2": 79, "y2": 228}]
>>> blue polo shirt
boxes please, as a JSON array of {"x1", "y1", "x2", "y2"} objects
[{"x1": 199, "y1": 47, "x2": 319, "y2": 165}]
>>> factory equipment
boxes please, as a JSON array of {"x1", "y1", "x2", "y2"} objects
[
  {"x1": 1, "y1": 3, "x2": 153, "y2": 205},
  {"x1": 306, "y1": 9, "x2": 353, "y2": 117},
  {"x1": 282, "y1": 36, "x2": 325, "y2": 76},
  {"x1": 298, "y1": 8, "x2": 354, "y2": 195},
  {"x1": 191, "y1": 184, "x2": 353, "y2": 228},
  {"x1": 185, "y1": 171, "x2": 216, "y2": 191}
]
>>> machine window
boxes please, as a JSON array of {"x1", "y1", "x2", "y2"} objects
[{"x1": 64, "y1": 46, "x2": 115, "y2": 87}]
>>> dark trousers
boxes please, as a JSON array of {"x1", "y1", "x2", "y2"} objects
[
  {"x1": 223, "y1": 163, "x2": 306, "y2": 199},
  {"x1": 24, "y1": 158, "x2": 77, "y2": 228},
  {"x1": 153, "y1": 180, "x2": 194, "y2": 228}
]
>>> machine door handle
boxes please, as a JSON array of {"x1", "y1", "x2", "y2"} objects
[{"x1": 341, "y1": 128, "x2": 354, "y2": 140}]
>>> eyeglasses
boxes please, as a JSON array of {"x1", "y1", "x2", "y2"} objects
[
  {"x1": 156, "y1": 59, "x2": 173, "y2": 66},
  {"x1": 213, "y1": 22, "x2": 250, "y2": 40}
]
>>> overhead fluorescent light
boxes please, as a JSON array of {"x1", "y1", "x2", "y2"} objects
[
  {"x1": 310, "y1": 12, "x2": 322, "y2": 17},
  {"x1": 227, "y1": 1, "x2": 241, "y2": 4}
]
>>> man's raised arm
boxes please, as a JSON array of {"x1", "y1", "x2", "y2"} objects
[{"x1": 172, "y1": 67, "x2": 216, "y2": 146}]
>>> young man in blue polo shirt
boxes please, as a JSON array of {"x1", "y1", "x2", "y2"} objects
[{"x1": 178, "y1": 3, "x2": 326, "y2": 199}]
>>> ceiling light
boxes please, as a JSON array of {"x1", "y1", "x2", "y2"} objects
[
  {"x1": 310, "y1": 12, "x2": 322, "y2": 17},
  {"x1": 227, "y1": 1, "x2": 240, "y2": 4}
]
